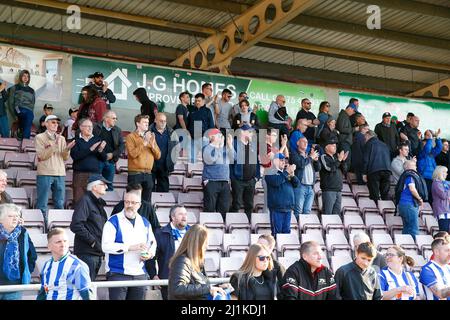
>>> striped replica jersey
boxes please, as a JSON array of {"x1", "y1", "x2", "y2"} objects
[
  {"x1": 40, "y1": 253, "x2": 92, "y2": 300},
  {"x1": 379, "y1": 267, "x2": 419, "y2": 300},
  {"x1": 420, "y1": 260, "x2": 450, "y2": 300},
  {"x1": 102, "y1": 210, "x2": 157, "y2": 276}
]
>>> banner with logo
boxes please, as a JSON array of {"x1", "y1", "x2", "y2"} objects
[{"x1": 339, "y1": 91, "x2": 450, "y2": 139}]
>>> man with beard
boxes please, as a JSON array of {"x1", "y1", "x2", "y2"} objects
[{"x1": 89, "y1": 72, "x2": 116, "y2": 110}]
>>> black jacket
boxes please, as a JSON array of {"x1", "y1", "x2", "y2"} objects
[
  {"x1": 93, "y1": 123, "x2": 125, "y2": 163},
  {"x1": 168, "y1": 255, "x2": 210, "y2": 300},
  {"x1": 133, "y1": 87, "x2": 158, "y2": 123},
  {"x1": 363, "y1": 137, "x2": 392, "y2": 175},
  {"x1": 374, "y1": 122, "x2": 399, "y2": 157},
  {"x1": 351, "y1": 131, "x2": 365, "y2": 172},
  {"x1": 334, "y1": 261, "x2": 382, "y2": 300},
  {"x1": 394, "y1": 169, "x2": 428, "y2": 207},
  {"x1": 111, "y1": 200, "x2": 160, "y2": 231},
  {"x1": 280, "y1": 258, "x2": 338, "y2": 300},
  {"x1": 400, "y1": 124, "x2": 421, "y2": 156},
  {"x1": 436, "y1": 151, "x2": 450, "y2": 181},
  {"x1": 289, "y1": 149, "x2": 321, "y2": 185},
  {"x1": 70, "y1": 191, "x2": 108, "y2": 256},
  {"x1": 319, "y1": 153, "x2": 346, "y2": 192},
  {"x1": 230, "y1": 270, "x2": 276, "y2": 300},
  {"x1": 149, "y1": 123, "x2": 178, "y2": 173},
  {"x1": 70, "y1": 135, "x2": 107, "y2": 173},
  {"x1": 232, "y1": 112, "x2": 259, "y2": 130},
  {"x1": 318, "y1": 124, "x2": 338, "y2": 148},
  {"x1": 88, "y1": 83, "x2": 116, "y2": 109}
]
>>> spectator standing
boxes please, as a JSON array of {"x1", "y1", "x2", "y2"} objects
[
  {"x1": 174, "y1": 91, "x2": 190, "y2": 130},
  {"x1": 37, "y1": 228, "x2": 92, "y2": 300},
  {"x1": 74, "y1": 86, "x2": 107, "y2": 131},
  {"x1": 71, "y1": 118, "x2": 107, "y2": 203},
  {"x1": 379, "y1": 246, "x2": 420, "y2": 300},
  {"x1": 289, "y1": 137, "x2": 320, "y2": 219},
  {"x1": 202, "y1": 129, "x2": 234, "y2": 218},
  {"x1": 126, "y1": 114, "x2": 161, "y2": 203},
  {"x1": 436, "y1": 139, "x2": 450, "y2": 181},
  {"x1": 374, "y1": 112, "x2": 400, "y2": 159},
  {"x1": 391, "y1": 143, "x2": 411, "y2": 184},
  {"x1": 168, "y1": 224, "x2": 226, "y2": 300},
  {"x1": 38, "y1": 103, "x2": 54, "y2": 134},
  {"x1": 70, "y1": 175, "x2": 109, "y2": 281},
  {"x1": 268, "y1": 95, "x2": 289, "y2": 137},
  {"x1": 316, "y1": 101, "x2": 331, "y2": 140},
  {"x1": 35, "y1": 115, "x2": 75, "y2": 222},
  {"x1": 419, "y1": 238, "x2": 450, "y2": 300},
  {"x1": 352, "y1": 233, "x2": 386, "y2": 270},
  {"x1": 418, "y1": 129, "x2": 442, "y2": 205},
  {"x1": 133, "y1": 87, "x2": 158, "y2": 124},
  {"x1": 0, "y1": 80, "x2": 9, "y2": 137},
  {"x1": 93, "y1": 110, "x2": 124, "y2": 191},
  {"x1": 280, "y1": 241, "x2": 338, "y2": 300},
  {"x1": 102, "y1": 188, "x2": 157, "y2": 300},
  {"x1": 400, "y1": 116, "x2": 421, "y2": 157},
  {"x1": 397, "y1": 112, "x2": 415, "y2": 133},
  {"x1": 88, "y1": 71, "x2": 116, "y2": 110},
  {"x1": 336, "y1": 103, "x2": 357, "y2": 172},
  {"x1": 335, "y1": 242, "x2": 382, "y2": 300},
  {"x1": 395, "y1": 160, "x2": 428, "y2": 240},
  {"x1": 150, "y1": 113, "x2": 178, "y2": 192},
  {"x1": 318, "y1": 117, "x2": 339, "y2": 150},
  {"x1": 232, "y1": 99, "x2": 258, "y2": 130},
  {"x1": 265, "y1": 153, "x2": 299, "y2": 237},
  {"x1": 230, "y1": 125, "x2": 260, "y2": 220},
  {"x1": 214, "y1": 89, "x2": 233, "y2": 136},
  {"x1": 0, "y1": 170, "x2": 12, "y2": 204},
  {"x1": 64, "y1": 108, "x2": 78, "y2": 142},
  {"x1": 0, "y1": 204, "x2": 36, "y2": 300},
  {"x1": 362, "y1": 130, "x2": 392, "y2": 201},
  {"x1": 148, "y1": 205, "x2": 189, "y2": 300},
  {"x1": 230, "y1": 243, "x2": 276, "y2": 300},
  {"x1": 111, "y1": 184, "x2": 160, "y2": 231},
  {"x1": 295, "y1": 98, "x2": 320, "y2": 144},
  {"x1": 187, "y1": 93, "x2": 214, "y2": 161},
  {"x1": 350, "y1": 124, "x2": 369, "y2": 185},
  {"x1": 231, "y1": 92, "x2": 249, "y2": 118},
  {"x1": 319, "y1": 140, "x2": 348, "y2": 215},
  {"x1": 431, "y1": 166, "x2": 450, "y2": 232},
  {"x1": 201, "y1": 83, "x2": 216, "y2": 126},
  {"x1": 7, "y1": 70, "x2": 35, "y2": 139}
]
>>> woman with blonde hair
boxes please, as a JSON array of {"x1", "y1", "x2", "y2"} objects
[
  {"x1": 230, "y1": 243, "x2": 276, "y2": 300},
  {"x1": 431, "y1": 165, "x2": 450, "y2": 232},
  {"x1": 168, "y1": 224, "x2": 226, "y2": 300},
  {"x1": 379, "y1": 245, "x2": 420, "y2": 300}
]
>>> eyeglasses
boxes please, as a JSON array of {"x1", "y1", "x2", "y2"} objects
[
  {"x1": 124, "y1": 200, "x2": 141, "y2": 205},
  {"x1": 257, "y1": 255, "x2": 271, "y2": 262},
  {"x1": 385, "y1": 253, "x2": 398, "y2": 258}
]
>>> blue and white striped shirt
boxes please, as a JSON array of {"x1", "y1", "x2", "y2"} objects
[
  {"x1": 379, "y1": 266, "x2": 419, "y2": 300},
  {"x1": 102, "y1": 211, "x2": 156, "y2": 276},
  {"x1": 420, "y1": 260, "x2": 450, "y2": 300},
  {"x1": 40, "y1": 252, "x2": 91, "y2": 300}
]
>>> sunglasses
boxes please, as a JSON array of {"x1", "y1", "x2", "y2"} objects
[{"x1": 257, "y1": 255, "x2": 271, "y2": 262}]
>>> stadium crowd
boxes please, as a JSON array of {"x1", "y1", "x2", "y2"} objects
[{"x1": 0, "y1": 70, "x2": 449, "y2": 301}]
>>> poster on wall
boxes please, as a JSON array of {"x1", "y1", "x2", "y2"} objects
[
  {"x1": 339, "y1": 91, "x2": 450, "y2": 139},
  {"x1": 72, "y1": 56, "x2": 326, "y2": 123},
  {"x1": 0, "y1": 45, "x2": 69, "y2": 102}
]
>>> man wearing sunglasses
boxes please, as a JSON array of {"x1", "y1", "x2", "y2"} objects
[{"x1": 295, "y1": 98, "x2": 320, "y2": 144}]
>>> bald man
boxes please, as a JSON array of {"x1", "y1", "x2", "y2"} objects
[{"x1": 150, "y1": 113, "x2": 179, "y2": 192}]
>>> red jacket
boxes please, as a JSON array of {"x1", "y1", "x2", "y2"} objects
[{"x1": 74, "y1": 97, "x2": 107, "y2": 130}]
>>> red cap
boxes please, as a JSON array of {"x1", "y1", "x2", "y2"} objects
[{"x1": 207, "y1": 128, "x2": 221, "y2": 137}]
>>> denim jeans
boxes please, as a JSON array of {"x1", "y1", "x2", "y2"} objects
[
  {"x1": 438, "y1": 218, "x2": 450, "y2": 233},
  {"x1": 0, "y1": 291, "x2": 22, "y2": 300},
  {"x1": 0, "y1": 115, "x2": 9, "y2": 137},
  {"x1": 270, "y1": 210, "x2": 291, "y2": 238},
  {"x1": 99, "y1": 161, "x2": 115, "y2": 191},
  {"x1": 18, "y1": 107, "x2": 34, "y2": 139},
  {"x1": 36, "y1": 175, "x2": 65, "y2": 218},
  {"x1": 293, "y1": 184, "x2": 314, "y2": 220},
  {"x1": 398, "y1": 203, "x2": 419, "y2": 240}
]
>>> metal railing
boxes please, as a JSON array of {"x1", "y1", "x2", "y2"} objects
[{"x1": 0, "y1": 278, "x2": 230, "y2": 300}]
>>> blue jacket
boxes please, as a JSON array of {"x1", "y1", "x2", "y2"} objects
[
  {"x1": 202, "y1": 144, "x2": 234, "y2": 181},
  {"x1": 265, "y1": 170, "x2": 299, "y2": 212},
  {"x1": 146, "y1": 224, "x2": 176, "y2": 279},
  {"x1": 71, "y1": 135, "x2": 107, "y2": 173},
  {"x1": 418, "y1": 138, "x2": 442, "y2": 180},
  {"x1": 289, "y1": 149, "x2": 320, "y2": 185},
  {"x1": 230, "y1": 138, "x2": 260, "y2": 181},
  {"x1": 363, "y1": 137, "x2": 391, "y2": 175}
]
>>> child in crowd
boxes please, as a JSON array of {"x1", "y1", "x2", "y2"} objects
[
  {"x1": 38, "y1": 103, "x2": 54, "y2": 133},
  {"x1": 64, "y1": 107, "x2": 78, "y2": 141}
]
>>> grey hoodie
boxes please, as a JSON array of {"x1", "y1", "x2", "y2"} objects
[{"x1": 8, "y1": 70, "x2": 35, "y2": 113}]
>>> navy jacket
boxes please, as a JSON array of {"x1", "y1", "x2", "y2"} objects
[
  {"x1": 351, "y1": 131, "x2": 366, "y2": 172},
  {"x1": 187, "y1": 105, "x2": 214, "y2": 138},
  {"x1": 289, "y1": 149, "x2": 321, "y2": 185},
  {"x1": 150, "y1": 123, "x2": 178, "y2": 173},
  {"x1": 230, "y1": 138, "x2": 260, "y2": 181},
  {"x1": 265, "y1": 170, "x2": 299, "y2": 212},
  {"x1": 363, "y1": 137, "x2": 391, "y2": 175},
  {"x1": 71, "y1": 135, "x2": 107, "y2": 173}
]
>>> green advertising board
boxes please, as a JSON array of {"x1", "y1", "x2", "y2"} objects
[
  {"x1": 339, "y1": 91, "x2": 450, "y2": 139},
  {"x1": 72, "y1": 56, "x2": 326, "y2": 125}
]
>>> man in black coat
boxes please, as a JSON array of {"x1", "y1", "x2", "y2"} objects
[
  {"x1": 374, "y1": 112, "x2": 400, "y2": 159},
  {"x1": 88, "y1": 71, "x2": 116, "y2": 110},
  {"x1": 146, "y1": 205, "x2": 189, "y2": 300},
  {"x1": 363, "y1": 130, "x2": 392, "y2": 201},
  {"x1": 70, "y1": 174, "x2": 109, "y2": 281},
  {"x1": 92, "y1": 110, "x2": 125, "y2": 191},
  {"x1": 436, "y1": 139, "x2": 450, "y2": 181}
]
